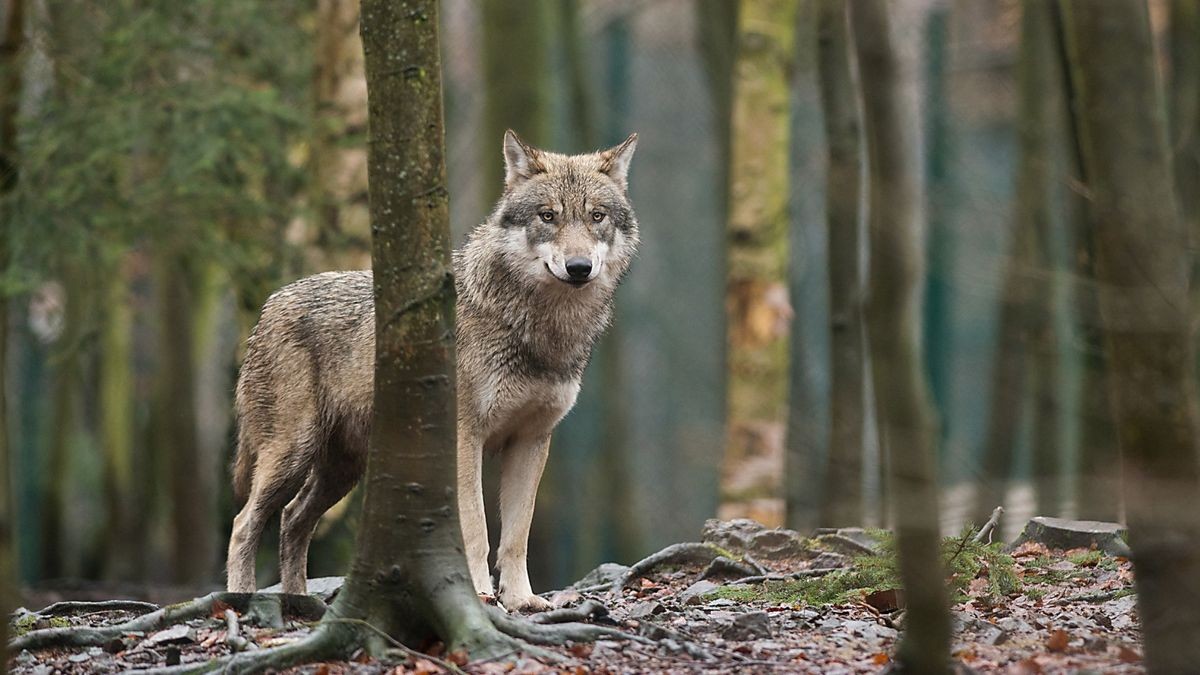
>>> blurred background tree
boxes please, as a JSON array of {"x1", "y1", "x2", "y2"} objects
[{"x1": 0, "y1": 6, "x2": 1198, "y2": 649}]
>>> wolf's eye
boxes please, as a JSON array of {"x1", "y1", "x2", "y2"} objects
[
  {"x1": 539, "y1": 211, "x2": 555, "y2": 223},
  {"x1": 591, "y1": 211, "x2": 605, "y2": 222}
]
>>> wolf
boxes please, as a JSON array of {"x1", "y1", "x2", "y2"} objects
[{"x1": 225, "y1": 130, "x2": 639, "y2": 612}]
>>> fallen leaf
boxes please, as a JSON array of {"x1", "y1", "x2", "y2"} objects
[
  {"x1": 1045, "y1": 629, "x2": 1070, "y2": 653},
  {"x1": 210, "y1": 600, "x2": 234, "y2": 618},
  {"x1": 1012, "y1": 541, "x2": 1051, "y2": 558},
  {"x1": 412, "y1": 658, "x2": 442, "y2": 675},
  {"x1": 568, "y1": 643, "x2": 593, "y2": 659},
  {"x1": 871, "y1": 652, "x2": 890, "y2": 665},
  {"x1": 1117, "y1": 645, "x2": 1141, "y2": 663},
  {"x1": 447, "y1": 650, "x2": 469, "y2": 666},
  {"x1": 1013, "y1": 657, "x2": 1044, "y2": 674},
  {"x1": 863, "y1": 589, "x2": 904, "y2": 613}
]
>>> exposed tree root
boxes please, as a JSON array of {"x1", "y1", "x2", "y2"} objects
[
  {"x1": 701, "y1": 555, "x2": 766, "y2": 580},
  {"x1": 528, "y1": 599, "x2": 610, "y2": 625},
  {"x1": 729, "y1": 568, "x2": 838, "y2": 585},
  {"x1": 134, "y1": 620, "x2": 355, "y2": 675},
  {"x1": 8, "y1": 592, "x2": 326, "y2": 654},
  {"x1": 35, "y1": 600, "x2": 161, "y2": 617},
  {"x1": 610, "y1": 542, "x2": 725, "y2": 594},
  {"x1": 485, "y1": 605, "x2": 650, "y2": 647}
]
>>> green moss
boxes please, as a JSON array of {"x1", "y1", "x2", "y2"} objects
[
  {"x1": 1025, "y1": 587, "x2": 1046, "y2": 601},
  {"x1": 10, "y1": 614, "x2": 72, "y2": 637},
  {"x1": 1067, "y1": 550, "x2": 1104, "y2": 567},
  {"x1": 706, "y1": 528, "x2": 1020, "y2": 608}
]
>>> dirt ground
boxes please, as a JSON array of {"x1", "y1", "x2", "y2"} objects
[{"x1": 6, "y1": 521, "x2": 1143, "y2": 674}]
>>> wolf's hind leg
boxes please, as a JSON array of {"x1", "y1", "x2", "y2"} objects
[
  {"x1": 496, "y1": 434, "x2": 552, "y2": 612},
  {"x1": 279, "y1": 460, "x2": 361, "y2": 595},
  {"x1": 225, "y1": 441, "x2": 311, "y2": 592}
]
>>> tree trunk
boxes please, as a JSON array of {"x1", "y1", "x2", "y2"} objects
[
  {"x1": 1, "y1": 0, "x2": 24, "y2": 655},
  {"x1": 99, "y1": 254, "x2": 136, "y2": 580},
  {"x1": 850, "y1": 0, "x2": 950, "y2": 671},
  {"x1": 974, "y1": 0, "x2": 1064, "y2": 524},
  {"x1": 696, "y1": 0, "x2": 739, "y2": 220},
  {"x1": 1170, "y1": 0, "x2": 1200, "y2": 320},
  {"x1": 1049, "y1": 2, "x2": 1120, "y2": 523},
  {"x1": 719, "y1": 0, "x2": 797, "y2": 527},
  {"x1": 41, "y1": 273, "x2": 83, "y2": 581},
  {"x1": 480, "y1": 0, "x2": 550, "y2": 207},
  {"x1": 328, "y1": 0, "x2": 510, "y2": 655},
  {"x1": 1061, "y1": 1, "x2": 1200, "y2": 669},
  {"x1": 155, "y1": 255, "x2": 215, "y2": 584},
  {"x1": 304, "y1": 0, "x2": 371, "y2": 273},
  {"x1": 811, "y1": 0, "x2": 865, "y2": 529}
]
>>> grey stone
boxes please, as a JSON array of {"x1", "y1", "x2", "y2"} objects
[
  {"x1": 814, "y1": 533, "x2": 879, "y2": 557},
  {"x1": 627, "y1": 601, "x2": 664, "y2": 619},
  {"x1": 748, "y1": 529, "x2": 808, "y2": 559},
  {"x1": 807, "y1": 551, "x2": 850, "y2": 570},
  {"x1": 573, "y1": 562, "x2": 631, "y2": 589},
  {"x1": 680, "y1": 580, "x2": 720, "y2": 605},
  {"x1": 997, "y1": 617, "x2": 1032, "y2": 634},
  {"x1": 1011, "y1": 517, "x2": 1131, "y2": 557},
  {"x1": 68, "y1": 653, "x2": 92, "y2": 663},
  {"x1": 702, "y1": 519, "x2": 810, "y2": 560},
  {"x1": 702, "y1": 518, "x2": 764, "y2": 553},
  {"x1": 705, "y1": 598, "x2": 736, "y2": 608},
  {"x1": 259, "y1": 576, "x2": 345, "y2": 602},
  {"x1": 722, "y1": 611, "x2": 772, "y2": 641},
  {"x1": 146, "y1": 624, "x2": 196, "y2": 646}
]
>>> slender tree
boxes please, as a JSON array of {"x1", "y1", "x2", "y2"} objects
[
  {"x1": 696, "y1": 0, "x2": 739, "y2": 220},
  {"x1": 810, "y1": 0, "x2": 865, "y2": 528},
  {"x1": 850, "y1": 0, "x2": 949, "y2": 671},
  {"x1": 973, "y1": 0, "x2": 1062, "y2": 524},
  {"x1": 1047, "y1": 3, "x2": 1120, "y2": 523},
  {"x1": 306, "y1": 0, "x2": 371, "y2": 272},
  {"x1": 0, "y1": 0, "x2": 21, "y2": 659},
  {"x1": 480, "y1": 0, "x2": 551, "y2": 207},
  {"x1": 1061, "y1": 1, "x2": 1200, "y2": 669},
  {"x1": 720, "y1": 0, "x2": 797, "y2": 525},
  {"x1": 99, "y1": 253, "x2": 136, "y2": 580}
]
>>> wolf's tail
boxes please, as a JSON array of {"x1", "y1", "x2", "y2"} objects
[{"x1": 232, "y1": 420, "x2": 256, "y2": 508}]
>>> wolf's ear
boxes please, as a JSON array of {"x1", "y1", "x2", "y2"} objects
[
  {"x1": 599, "y1": 133, "x2": 638, "y2": 189},
  {"x1": 503, "y1": 129, "x2": 545, "y2": 188}
]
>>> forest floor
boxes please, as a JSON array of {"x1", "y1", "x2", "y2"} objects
[{"x1": 7, "y1": 518, "x2": 1143, "y2": 674}]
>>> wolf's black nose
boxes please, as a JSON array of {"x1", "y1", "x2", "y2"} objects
[{"x1": 565, "y1": 257, "x2": 592, "y2": 281}]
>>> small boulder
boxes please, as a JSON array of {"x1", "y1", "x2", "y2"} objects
[
  {"x1": 680, "y1": 580, "x2": 720, "y2": 605},
  {"x1": 1011, "y1": 517, "x2": 1130, "y2": 557},
  {"x1": 701, "y1": 518, "x2": 810, "y2": 560},
  {"x1": 722, "y1": 611, "x2": 772, "y2": 641},
  {"x1": 260, "y1": 576, "x2": 345, "y2": 602},
  {"x1": 573, "y1": 562, "x2": 631, "y2": 589}
]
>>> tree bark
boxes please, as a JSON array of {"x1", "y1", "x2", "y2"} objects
[
  {"x1": 719, "y1": 0, "x2": 797, "y2": 527},
  {"x1": 99, "y1": 254, "x2": 136, "y2": 580},
  {"x1": 304, "y1": 0, "x2": 371, "y2": 273},
  {"x1": 811, "y1": 0, "x2": 865, "y2": 529},
  {"x1": 480, "y1": 0, "x2": 551, "y2": 207},
  {"x1": 974, "y1": 0, "x2": 1063, "y2": 524},
  {"x1": 696, "y1": 0, "x2": 739, "y2": 220},
  {"x1": 155, "y1": 255, "x2": 215, "y2": 584},
  {"x1": 850, "y1": 0, "x2": 950, "y2": 671},
  {"x1": 1061, "y1": 1, "x2": 1200, "y2": 669},
  {"x1": 1, "y1": 0, "x2": 24, "y2": 657},
  {"x1": 329, "y1": 0, "x2": 510, "y2": 656}
]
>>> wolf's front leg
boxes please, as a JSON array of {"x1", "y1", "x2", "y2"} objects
[
  {"x1": 457, "y1": 427, "x2": 493, "y2": 597},
  {"x1": 496, "y1": 434, "x2": 553, "y2": 612}
]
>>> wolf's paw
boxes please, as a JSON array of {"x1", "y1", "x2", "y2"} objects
[{"x1": 501, "y1": 591, "x2": 553, "y2": 613}]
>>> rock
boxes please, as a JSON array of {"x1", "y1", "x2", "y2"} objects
[
  {"x1": 67, "y1": 653, "x2": 92, "y2": 664},
  {"x1": 260, "y1": 576, "x2": 345, "y2": 602},
  {"x1": 722, "y1": 611, "x2": 772, "y2": 641},
  {"x1": 813, "y1": 532, "x2": 879, "y2": 557},
  {"x1": 807, "y1": 551, "x2": 850, "y2": 570},
  {"x1": 997, "y1": 617, "x2": 1033, "y2": 634},
  {"x1": 548, "y1": 589, "x2": 581, "y2": 608},
  {"x1": 627, "y1": 600, "x2": 664, "y2": 619},
  {"x1": 833, "y1": 528, "x2": 886, "y2": 554},
  {"x1": 680, "y1": 580, "x2": 720, "y2": 605},
  {"x1": 702, "y1": 519, "x2": 810, "y2": 560},
  {"x1": 146, "y1": 624, "x2": 196, "y2": 646},
  {"x1": 1011, "y1": 517, "x2": 1131, "y2": 557},
  {"x1": 705, "y1": 598, "x2": 736, "y2": 608},
  {"x1": 572, "y1": 562, "x2": 631, "y2": 589}
]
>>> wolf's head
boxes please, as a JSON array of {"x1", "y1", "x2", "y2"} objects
[{"x1": 485, "y1": 130, "x2": 640, "y2": 292}]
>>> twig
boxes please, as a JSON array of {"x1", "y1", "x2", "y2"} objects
[
  {"x1": 700, "y1": 556, "x2": 765, "y2": 581},
  {"x1": 972, "y1": 506, "x2": 1005, "y2": 544}
]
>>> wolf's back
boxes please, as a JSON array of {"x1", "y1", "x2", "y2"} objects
[{"x1": 232, "y1": 271, "x2": 376, "y2": 505}]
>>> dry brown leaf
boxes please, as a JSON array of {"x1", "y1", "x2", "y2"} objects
[
  {"x1": 1117, "y1": 645, "x2": 1141, "y2": 663},
  {"x1": 871, "y1": 652, "x2": 890, "y2": 665},
  {"x1": 568, "y1": 643, "x2": 594, "y2": 659},
  {"x1": 1012, "y1": 541, "x2": 1051, "y2": 558},
  {"x1": 1013, "y1": 658, "x2": 1044, "y2": 674},
  {"x1": 447, "y1": 650, "x2": 469, "y2": 666},
  {"x1": 412, "y1": 658, "x2": 442, "y2": 675},
  {"x1": 1045, "y1": 629, "x2": 1070, "y2": 653}
]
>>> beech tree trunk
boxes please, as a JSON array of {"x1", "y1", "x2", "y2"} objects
[
  {"x1": 99, "y1": 255, "x2": 136, "y2": 580},
  {"x1": 974, "y1": 0, "x2": 1063, "y2": 524},
  {"x1": 1061, "y1": 1, "x2": 1200, "y2": 669},
  {"x1": 719, "y1": 0, "x2": 797, "y2": 526},
  {"x1": 328, "y1": 0, "x2": 509, "y2": 655},
  {"x1": 480, "y1": 0, "x2": 550, "y2": 207},
  {"x1": 849, "y1": 0, "x2": 949, "y2": 671},
  {"x1": 305, "y1": 0, "x2": 371, "y2": 272},
  {"x1": 811, "y1": 0, "x2": 865, "y2": 529}
]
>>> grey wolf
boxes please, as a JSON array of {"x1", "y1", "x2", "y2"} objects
[{"x1": 225, "y1": 130, "x2": 639, "y2": 612}]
